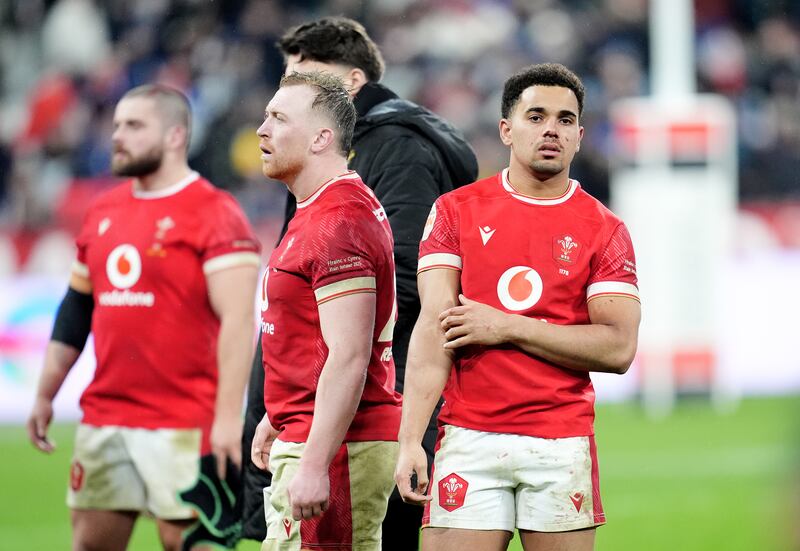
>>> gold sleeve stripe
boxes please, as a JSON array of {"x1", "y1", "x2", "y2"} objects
[
  {"x1": 71, "y1": 260, "x2": 89, "y2": 278},
  {"x1": 314, "y1": 276, "x2": 376, "y2": 303},
  {"x1": 203, "y1": 252, "x2": 261, "y2": 275},
  {"x1": 317, "y1": 288, "x2": 376, "y2": 305},
  {"x1": 417, "y1": 253, "x2": 462, "y2": 273},
  {"x1": 587, "y1": 282, "x2": 640, "y2": 302}
]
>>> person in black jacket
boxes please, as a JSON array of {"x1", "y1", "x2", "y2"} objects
[{"x1": 240, "y1": 16, "x2": 478, "y2": 550}]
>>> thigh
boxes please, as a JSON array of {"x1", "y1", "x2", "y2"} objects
[
  {"x1": 157, "y1": 518, "x2": 215, "y2": 551},
  {"x1": 514, "y1": 435, "x2": 605, "y2": 533},
  {"x1": 261, "y1": 439, "x2": 304, "y2": 551},
  {"x1": 424, "y1": 426, "x2": 516, "y2": 533},
  {"x1": 519, "y1": 528, "x2": 595, "y2": 551},
  {"x1": 348, "y1": 441, "x2": 398, "y2": 549},
  {"x1": 125, "y1": 427, "x2": 202, "y2": 520},
  {"x1": 263, "y1": 440, "x2": 397, "y2": 551},
  {"x1": 68, "y1": 424, "x2": 146, "y2": 512},
  {"x1": 71, "y1": 509, "x2": 137, "y2": 551},
  {"x1": 422, "y1": 527, "x2": 511, "y2": 551}
]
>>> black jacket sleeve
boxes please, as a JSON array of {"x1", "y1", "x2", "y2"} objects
[{"x1": 351, "y1": 132, "x2": 446, "y2": 376}]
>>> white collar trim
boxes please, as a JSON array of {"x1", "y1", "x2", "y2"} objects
[
  {"x1": 132, "y1": 171, "x2": 200, "y2": 199},
  {"x1": 296, "y1": 171, "x2": 360, "y2": 209},
  {"x1": 500, "y1": 168, "x2": 578, "y2": 205}
]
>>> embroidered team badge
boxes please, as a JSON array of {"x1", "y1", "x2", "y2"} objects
[
  {"x1": 553, "y1": 234, "x2": 580, "y2": 265},
  {"x1": 147, "y1": 216, "x2": 175, "y2": 257},
  {"x1": 155, "y1": 216, "x2": 175, "y2": 239},
  {"x1": 438, "y1": 473, "x2": 468, "y2": 512}
]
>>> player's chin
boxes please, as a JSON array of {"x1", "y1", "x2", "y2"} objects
[
  {"x1": 530, "y1": 159, "x2": 563, "y2": 174},
  {"x1": 261, "y1": 163, "x2": 280, "y2": 180},
  {"x1": 111, "y1": 159, "x2": 128, "y2": 175}
]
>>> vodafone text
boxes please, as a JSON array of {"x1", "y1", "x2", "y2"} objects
[{"x1": 260, "y1": 320, "x2": 275, "y2": 335}]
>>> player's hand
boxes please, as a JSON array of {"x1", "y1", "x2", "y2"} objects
[
  {"x1": 210, "y1": 412, "x2": 243, "y2": 480},
  {"x1": 439, "y1": 294, "x2": 510, "y2": 349},
  {"x1": 27, "y1": 397, "x2": 55, "y2": 453},
  {"x1": 287, "y1": 463, "x2": 330, "y2": 520},
  {"x1": 251, "y1": 413, "x2": 279, "y2": 472},
  {"x1": 394, "y1": 443, "x2": 431, "y2": 506}
]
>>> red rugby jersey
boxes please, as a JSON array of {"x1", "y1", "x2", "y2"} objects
[
  {"x1": 418, "y1": 169, "x2": 639, "y2": 438},
  {"x1": 74, "y1": 172, "x2": 260, "y2": 435},
  {"x1": 261, "y1": 171, "x2": 401, "y2": 443}
]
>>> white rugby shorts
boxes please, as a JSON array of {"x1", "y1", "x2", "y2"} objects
[
  {"x1": 423, "y1": 425, "x2": 605, "y2": 532},
  {"x1": 67, "y1": 424, "x2": 201, "y2": 519}
]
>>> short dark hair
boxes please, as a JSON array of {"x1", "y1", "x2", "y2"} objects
[
  {"x1": 280, "y1": 71, "x2": 357, "y2": 156},
  {"x1": 501, "y1": 63, "x2": 586, "y2": 120},
  {"x1": 277, "y1": 17, "x2": 385, "y2": 82},
  {"x1": 121, "y1": 84, "x2": 191, "y2": 137}
]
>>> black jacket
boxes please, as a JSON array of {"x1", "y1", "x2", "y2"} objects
[{"x1": 240, "y1": 82, "x2": 478, "y2": 540}]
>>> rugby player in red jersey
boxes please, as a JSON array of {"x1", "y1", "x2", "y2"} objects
[
  {"x1": 395, "y1": 63, "x2": 641, "y2": 551},
  {"x1": 250, "y1": 71, "x2": 401, "y2": 551},
  {"x1": 27, "y1": 84, "x2": 260, "y2": 550}
]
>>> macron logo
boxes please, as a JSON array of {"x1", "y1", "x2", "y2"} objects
[
  {"x1": 479, "y1": 225, "x2": 496, "y2": 245},
  {"x1": 570, "y1": 492, "x2": 585, "y2": 512}
]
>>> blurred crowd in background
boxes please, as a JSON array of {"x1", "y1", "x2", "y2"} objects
[{"x1": 0, "y1": 0, "x2": 799, "y2": 274}]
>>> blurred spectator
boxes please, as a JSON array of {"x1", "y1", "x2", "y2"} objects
[{"x1": 0, "y1": 0, "x2": 799, "y2": 254}]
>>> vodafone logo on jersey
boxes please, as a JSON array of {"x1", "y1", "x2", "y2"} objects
[
  {"x1": 106, "y1": 244, "x2": 141, "y2": 289},
  {"x1": 497, "y1": 266, "x2": 543, "y2": 311},
  {"x1": 259, "y1": 268, "x2": 275, "y2": 335},
  {"x1": 99, "y1": 244, "x2": 155, "y2": 307}
]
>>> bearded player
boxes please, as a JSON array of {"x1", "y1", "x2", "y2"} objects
[{"x1": 27, "y1": 84, "x2": 260, "y2": 550}]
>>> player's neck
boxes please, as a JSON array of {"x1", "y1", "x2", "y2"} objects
[
  {"x1": 287, "y1": 158, "x2": 351, "y2": 202},
  {"x1": 134, "y1": 163, "x2": 193, "y2": 193},
  {"x1": 506, "y1": 164, "x2": 570, "y2": 198}
]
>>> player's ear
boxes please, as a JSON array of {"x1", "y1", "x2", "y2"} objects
[
  {"x1": 165, "y1": 125, "x2": 189, "y2": 152},
  {"x1": 310, "y1": 127, "x2": 336, "y2": 153},
  {"x1": 344, "y1": 67, "x2": 367, "y2": 97},
  {"x1": 499, "y1": 118, "x2": 513, "y2": 146}
]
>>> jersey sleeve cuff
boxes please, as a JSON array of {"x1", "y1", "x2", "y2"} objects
[
  {"x1": 314, "y1": 276, "x2": 376, "y2": 305},
  {"x1": 586, "y1": 281, "x2": 640, "y2": 302},
  {"x1": 417, "y1": 252, "x2": 463, "y2": 274},
  {"x1": 202, "y1": 251, "x2": 261, "y2": 275}
]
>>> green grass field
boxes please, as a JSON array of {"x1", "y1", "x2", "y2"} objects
[{"x1": 1, "y1": 396, "x2": 796, "y2": 550}]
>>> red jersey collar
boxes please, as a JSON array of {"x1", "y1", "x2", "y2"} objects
[{"x1": 296, "y1": 171, "x2": 360, "y2": 209}]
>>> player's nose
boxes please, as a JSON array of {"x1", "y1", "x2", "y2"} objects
[
  {"x1": 256, "y1": 119, "x2": 270, "y2": 138},
  {"x1": 542, "y1": 118, "x2": 559, "y2": 136}
]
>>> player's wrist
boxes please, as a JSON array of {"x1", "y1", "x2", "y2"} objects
[
  {"x1": 298, "y1": 454, "x2": 330, "y2": 473},
  {"x1": 398, "y1": 432, "x2": 423, "y2": 447},
  {"x1": 34, "y1": 394, "x2": 54, "y2": 405},
  {"x1": 505, "y1": 313, "x2": 531, "y2": 345},
  {"x1": 212, "y1": 408, "x2": 243, "y2": 425}
]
